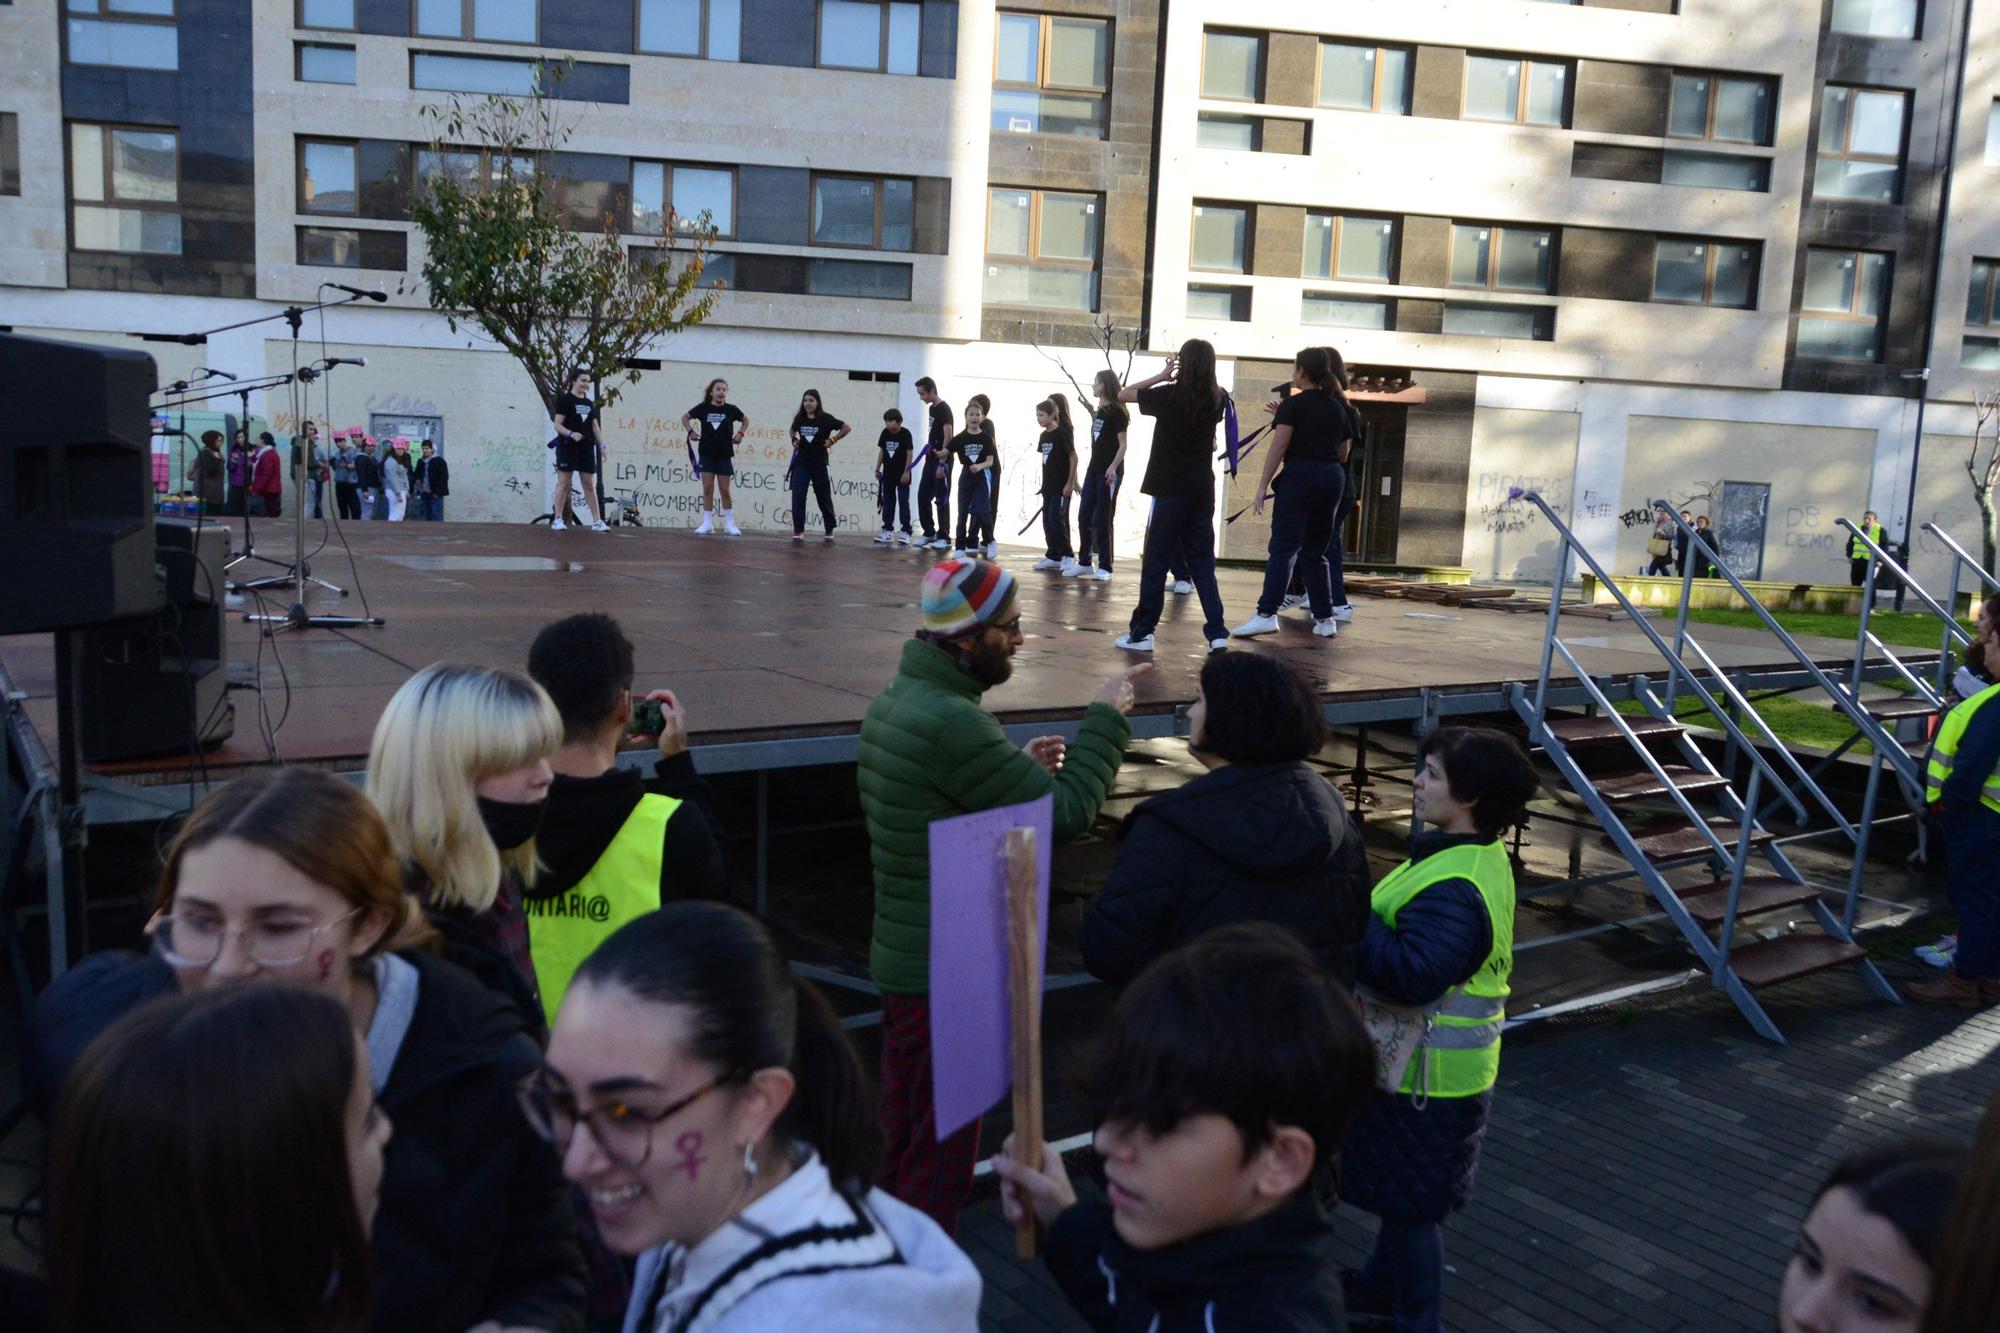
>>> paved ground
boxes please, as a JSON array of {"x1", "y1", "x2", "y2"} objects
[{"x1": 959, "y1": 968, "x2": 2000, "y2": 1332}]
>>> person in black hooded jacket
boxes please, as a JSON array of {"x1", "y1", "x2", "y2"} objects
[{"x1": 1083, "y1": 650, "x2": 1369, "y2": 988}]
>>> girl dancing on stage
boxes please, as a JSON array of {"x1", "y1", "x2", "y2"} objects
[
  {"x1": 950, "y1": 395, "x2": 998, "y2": 558},
  {"x1": 1072, "y1": 371, "x2": 1127, "y2": 580},
  {"x1": 1115, "y1": 340, "x2": 1231, "y2": 654},
  {"x1": 1032, "y1": 394, "x2": 1079, "y2": 573},
  {"x1": 684, "y1": 377, "x2": 747, "y2": 536},
  {"x1": 788, "y1": 388, "x2": 850, "y2": 541}
]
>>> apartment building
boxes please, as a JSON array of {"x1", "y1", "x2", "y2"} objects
[{"x1": 0, "y1": 0, "x2": 1994, "y2": 587}]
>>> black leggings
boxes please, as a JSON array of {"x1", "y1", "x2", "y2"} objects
[{"x1": 792, "y1": 455, "x2": 835, "y2": 534}]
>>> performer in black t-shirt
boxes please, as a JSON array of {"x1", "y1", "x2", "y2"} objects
[
  {"x1": 874, "y1": 408, "x2": 916, "y2": 544},
  {"x1": 549, "y1": 368, "x2": 610, "y2": 532},
  {"x1": 1073, "y1": 371, "x2": 1129, "y2": 581},
  {"x1": 1115, "y1": 340, "x2": 1230, "y2": 654},
  {"x1": 1031, "y1": 393, "x2": 1080, "y2": 573},
  {"x1": 915, "y1": 376, "x2": 954, "y2": 550},
  {"x1": 788, "y1": 388, "x2": 850, "y2": 540},
  {"x1": 950, "y1": 396, "x2": 999, "y2": 555},
  {"x1": 1233, "y1": 347, "x2": 1359, "y2": 641},
  {"x1": 681, "y1": 377, "x2": 748, "y2": 536}
]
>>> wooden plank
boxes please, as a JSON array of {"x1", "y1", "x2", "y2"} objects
[{"x1": 1004, "y1": 826, "x2": 1044, "y2": 1260}]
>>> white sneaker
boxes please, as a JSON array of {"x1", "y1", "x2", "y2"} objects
[
  {"x1": 1209, "y1": 638, "x2": 1230, "y2": 653},
  {"x1": 1032, "y1": 557, "x2": 1061, "y2": 571},
  {"x1": 1313, "y1": 617, "x2": 1339, "y2": 638},
  {"x1": 723, "y1": 514, "x2": 742, "y2": 536},
  {"x1": 1062, "y1": 562, "x2": 1088, "y2": 578},
  {"x1": 550, "y1": 517, "x2": 567, "y2": 531},
  {"x1": 591, "y1": 521, "x2": 610, "y2": 533},
  {"x1": 695, "y1": 512, "x2": 714, "y2": 535},
  {"x1": 1278, "y1": 593, "x2": 1307, "y2": 615},
  {"x1": 895, "y1": 532, "x2": 910, "y2": 546},
  {"x1": 985, "y1": 542, "x2": 999, "y2": 559},
  {"x1": 1115, "y1": 633, "x2": 1154, "y2": 653},
  {"x1": 931, "y1": 538, "x2": 952, "y2": 551},
  {"x1": 792, "y1": 533, "x2": 804, "y2": 542},
  {"x1": 1231, "y1": 614, "x2": 1280, "y2": 637},
  {"x1": 1172, "y1": 580, "x2": 1193, "y2": 595},
  {"x1": 1091, "y1": 567, "x2": 1112, "y2": 581},
  {"x1": 1330, "y1": 603, "x2": 1355, "y2": 622},
  {"x1": 875, "y1": 529, "x2": 894, "y2": 544},
  {"x1": 1059, "y1": 557, "x2": 1080, "y2": 576}
]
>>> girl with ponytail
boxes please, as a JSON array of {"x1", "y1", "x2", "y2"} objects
[
  {"x1": 1033, "y1": 393, "x2": 1081, "y2": 573},
  {"x1": 533, "y1": 902, "x2": 981, "y2": 1332}
]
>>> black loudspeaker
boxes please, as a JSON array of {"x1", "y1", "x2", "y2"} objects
[
  {"x1": 78, "y1": 518, "x2": 234, "y2": 762},
  {"x1": 0, "y1": 332, "x2": 166, "y2": 635}
]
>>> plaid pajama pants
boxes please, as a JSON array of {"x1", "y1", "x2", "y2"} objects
[{"x1": 878, "y1": 993, "x2": 981, "y2": 1236}]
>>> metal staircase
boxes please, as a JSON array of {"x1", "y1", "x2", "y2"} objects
[{"x1": 1508, "y1": 493, "x2": 1899, "y2": 1043}]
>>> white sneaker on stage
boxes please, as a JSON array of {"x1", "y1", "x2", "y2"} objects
[
  {"x1": 694, "y1": 513, "x2": 714, "y2": 535},
  {"x1": 1230, "y1": 614, "x2": 1280, "y2": 637},
  {"x1": 1313, "y1": 617, "x2": 1339, "y2": 638},
  {"x1": 591, "y1": 521, "x2": 611, "y2": 533},
  {"x1": 931, "y1": 538, "x2": 952, "y2": 551},
  {"x1": 723, "y1": 515, "x2": 742, "y2": 536},
  {"x1": 985, "y1": 542, "x2": 999, "y2": 559},
  {"x1": 1032, "y1": 557, "x2": 1061, "y2": 571},
  {"x1": 551, "y1": 517, "x2": 567, "y2": 531},
  {"x1": 1171, "y1": 580, "x2": 1193, "y2": 595},
  {"x1": 895, "y1": 532, "x2": 910, "y2": 545},
  {"x1": 1091, "y1": 567, "x2": 1112, "y2": 581},
  {"x1": 1209, "y1": 638, "x2": 1230, "y2": 653},
  {"x1": 792, "y1": 533, "x2": 804, "y2": 542},
  {"x1": 1062, "y1": 562, "x2": 1088, "y2": 578},
  {"x1": 1115, "y1": 633, "x2": 1155, "y2": 653},
  {"x1": 1330, "y1": 603, "x2": 1355, "y2": 622},
  {"x1": 1278, "y1": 593, "x2": 1307, "y2": 615},
  {"x1": 875, "y1": 529, "x2": 894, "y2": 544},
  {"x1": 1059, "y1": 557, "x2": 1080, "y2": 576}
]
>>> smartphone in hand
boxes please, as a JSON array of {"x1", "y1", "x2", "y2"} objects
[{"x1": 627, "y1": 698, "x2": 665, "y2": 736}]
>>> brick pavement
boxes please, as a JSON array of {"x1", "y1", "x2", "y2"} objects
[{"x1": 962, "y1": 968, "x2": 2000, "y2": 1332}]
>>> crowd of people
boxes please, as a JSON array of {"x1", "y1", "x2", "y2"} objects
[{"x1": 182, "y1": 423, "x2": 450, "y2": 524}]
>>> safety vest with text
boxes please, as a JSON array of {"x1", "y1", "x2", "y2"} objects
[
  {"x1": 1848, "y1": 523, "x2": 1885, "y2": 561},
  {"x1": 525, "y1": 792, "x2": 678, "y2": 1022},
  {"x1": 1926, "y1": 682, "x2": 2000, "y2": 815},
  {"x1": 1371, "y1": 839, "x2": 1516, "y2": 1098}
]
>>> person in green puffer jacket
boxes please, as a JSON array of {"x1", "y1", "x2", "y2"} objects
[{"x1": 859, "y1": 556, "x2": 1148, "y2": 1236}]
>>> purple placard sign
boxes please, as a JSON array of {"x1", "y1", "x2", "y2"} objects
[{"x1": 928, "y1": 793, "x2": 1054, "y2": 1141}]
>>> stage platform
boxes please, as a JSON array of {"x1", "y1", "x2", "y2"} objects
[{"x1": 0, "y1": 516, "x2": 1930, "y2": 813}]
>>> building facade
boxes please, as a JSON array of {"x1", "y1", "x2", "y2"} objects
[{"x1": 0, "y1": 0, "x2": 1994, "y2": 588}]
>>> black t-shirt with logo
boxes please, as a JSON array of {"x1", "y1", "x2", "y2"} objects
[
  {"x1": 951, "y1": 427, "x2": 994, "y2": 470},
  {"x1": 689, "y1": 402, "x2": 745, "y2": 457},
  {"x1": 927, "y1": 400, "x2": 955, "y2": 453},
  {"x1": 1038, "y1": 425, "x2": 1074, "y2": 495},
  {"x1": 1089, "y1": 403, "x2": 1129, "y2": 475},
  {"x1": 1272, "y1": 389, "x2": 1358, "y2": 465},
  {"x1": 1136, "y1": 384, "x2": 1226, "y2": 500},
  {"x1": 555, "y1": 393, "x2": 598, "y2": 441},
  {"x1": 878, "y1": 426, "x2": 915, "y2": 475},
  {"x1": 791, "y1": 413, "x2": 846, "y2": 465}
]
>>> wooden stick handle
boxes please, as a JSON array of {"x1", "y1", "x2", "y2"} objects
[{"x1": 1004, "y1": 826, "x2": 1044, "y2": 1260}]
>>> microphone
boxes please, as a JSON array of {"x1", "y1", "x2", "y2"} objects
[
  {"x1": 194, "y1": 366, "x2": 238, "y2": 381},
  {"x1": 328, "y1": 283, "x2": 388, "y2": 302},
  {"x1": 320, "y1": 356, "x2": 368, "y2": 368}
]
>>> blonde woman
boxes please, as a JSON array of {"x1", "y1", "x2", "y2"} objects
[{"x1": 367, "y1": 662, "x2": 563, "y2": 1031}]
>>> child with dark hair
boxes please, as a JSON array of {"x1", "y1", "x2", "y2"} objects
[
  {"x1": 993, "y1": 922, "x2": 1376, "y2": 1331},
  {"x1": 683, "y1": 378, "x2": 746, "y2": 536},
  {"x1": 1032, "y1": 395, "x2": 1080, "y2": 574},
  {"x1": 788, "y1": 389, "x2": 850, "y2": 541},
  {"x1": 950, "y1": 397, "x2": 998, "y2": 558},
  {"x1": 915, "y1": 377, "x2": 954, "y2": 549},
  {"x1": 1074, "y1": 370, "x2": 1128, "y2": 580},
  {"x1": 1341, "y1": 725, "x2": 1538, "y2": 1333},
  {"x1": 1782, "y1": 1139, "x2": 1965, "y2": 1332},
  {"x1": 875, "y1": 407, "x2": 916, "y2": 545}
]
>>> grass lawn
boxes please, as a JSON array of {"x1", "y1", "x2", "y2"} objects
[
  {"x1": 1615, "y1": 691, "x2": 1878, "y2": 755},
  {"x1": 1682, "y1": 608, "x2": 1969, "y2": 650}
]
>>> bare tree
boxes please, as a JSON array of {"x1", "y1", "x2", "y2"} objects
[
  {"x1": 1969, "y1": 389, "x2": 2000, "y2": 575},
  {"x1": 1012, "y1": 315, "x2": 1145, "y2": 399}
]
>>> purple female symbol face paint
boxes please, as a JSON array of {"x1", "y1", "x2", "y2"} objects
[{"x1": 673, "y1": 1130, "x2": 704, "y2": 1182}]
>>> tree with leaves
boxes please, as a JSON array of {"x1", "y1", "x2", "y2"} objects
[{"x1": 404, "y1": 63, "x2": 717, "y2": 422}]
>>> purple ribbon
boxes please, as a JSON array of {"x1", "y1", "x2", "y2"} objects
[{"x1": 1223, "y1": 397, "x2": 1242, "y2": 475}]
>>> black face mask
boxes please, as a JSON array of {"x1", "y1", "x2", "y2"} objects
[{"x1": 477, "y1": 795, "x2": 547, "y2": 851}]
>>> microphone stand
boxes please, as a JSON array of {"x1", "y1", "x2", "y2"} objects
[{"x1": 155, "y1": 370, "x2": 300, "y2": 578}]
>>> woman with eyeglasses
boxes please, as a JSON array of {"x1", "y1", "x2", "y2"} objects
[
  {"x1": 528, "y1": 901, "x2": 981, "y2": 1332},
  {"x1": 26, "y1": 766, "x2": 587, "y2": 1333}
]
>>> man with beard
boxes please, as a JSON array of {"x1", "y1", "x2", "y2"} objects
[{"x1": 856, "y1": 557, "x2": 1148, "y2": 1235}]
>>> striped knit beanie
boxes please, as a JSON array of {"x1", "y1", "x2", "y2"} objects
[{"x1": 921, "y1": 558, "x2": 1018, "y2": 639}]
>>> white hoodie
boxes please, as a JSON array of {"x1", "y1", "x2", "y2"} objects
[{"x1": 622, "y1": 1152, "x2": 981, "y2": 1333}]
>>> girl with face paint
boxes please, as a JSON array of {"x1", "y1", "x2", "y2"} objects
[
  {"x1": 27, "y1": 766, "x2": 588, "y2": 1333},
  {"x1": 366, "y1": 663, "x2": 563, "y2": 1031}
]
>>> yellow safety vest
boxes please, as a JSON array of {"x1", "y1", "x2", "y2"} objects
[
  {"x1": 525, "y1": 793, "x2": 678, "y2": 1022},
  {"x1": 1848, "y1": 523, "x2": 1884, "y2": 561},
  {"x1": 1926, "y1": 682, "x2": 2000, "y2": 815},
  {"x1": 1370, "y1": 839, "x2": 1516, "y2": 1098}
]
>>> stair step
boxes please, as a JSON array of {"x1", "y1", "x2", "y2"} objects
[
  {"x1": 1728, "y1": 934, "x2": 1867, "y2": 989},
  {"x1": 1545, "y1": 715, "x2": 1686, "y2": 747},
  {"x1": 1590, "y1": 766, "x2": 1732, "y2": 804},
  {"x1": 1862, "y1": 695, "x2": 1942, "y2": 722},
  {"x1": 1898, "y1": 735, "x2": 1932, "y2": 760},
  {"x1": 1631, "y1": 817, "x2": 1774, "y2": 860},
  {"x1": 1676, "y1": 877, "x2": 1821, "y2": 926}
]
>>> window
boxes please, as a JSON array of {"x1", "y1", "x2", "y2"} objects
[
  {"x1": 631, "y1": 162, "x2": 734, "y2": 235},
  {"x1": 1816, "y1": 86, "x2": 1906, "y2": 202},
  {"x1": 298, "y1": 0, "x2": 355, "y2": 28},
  {"x1": 808, "y1": 257, "x2": 912, "y2": 299},
  {"x1": 1441, "y1": 303, "x2": 1554, "y2": 340},
  {"x1": 0, "y1": 114, "x2": 17, "y2": 196},
  {"x1": 1651, "y1": 239, "x2": 1758, "y2": 308},
  {"x1": 1967, "y1": 259, "x2": 1997, "y2": 326},
  {"x1": 415, "y1": 146, "x2": 534, "y2": 193},
  {"x1": 299, "y1": 226, "x2": 360, "y2": 267},
  {"x1": 1830, "y1": 0, "x2": 1919, "y2": 38},
  {"x1": 1187, "y1": 284, "x2": 1251, "y2": 321},
  {"x1": 637, "y1": 0, "x2": 740, "y2": 60},
  {"x1": 1304, "y1": 213, "x2": 1395, "y2": 282},
  {"x1": 811, "y1": 174, "x2": 914, "y2": 249},
  {"x1": 1464, "y1": 55, "x2": 1568, "y2": 127},
  {"x1": 1798, "y1": 248, "x2": 1888, "y2": 360},
  {"x1": 298, "y1": 139, "x2": 358, "y2": 215},
  {"x1": 1988, "y1": 102, "x2": 2000, "y2": 166},
  {"x1": 985, "y1": 187, "x2": 1099, "y2": 311},
  {"x1": 819, "y1": 1, "x2": 920, "y2": 74},
  {"x1": 992, "y1": 13, "x2": 1108, "y2": 137},
  {"x1": 68, "y1": 123, "x2": 181, "y2": 254},
  {"x1": 297, "y1": 42, "x2": 356, "y2": 83},
  {"x1": 1320, "y1": 42, "x2": 1411, "y2": 115},
  {"x1": 1668, "y1": 72, "x2": 1774, "y2": 145},
  {"x1": 1303, "y1": 294, "x2": 1391, "y2": 329},
  {"x1": 1662, "y1": 150, "x2": 1771, "y2": 192},
  {"x1": 414, "y1": 0, "x2": 536, "y2": 43},
  {"x1": 411, "y1": 51, "x2": 539, "y2": 94},
  {"x1": 1449, "y1": 223, "x2": 1554, "y2": 292},
  {"x1": 1963, "y1": 337, "x2": 2000, "y2": 370},
  {"x1": 66, "y1": 0, "x2": 178, "y2": 71},
  {"x1": 1190, "y1": 203, "x2": 1248, "y2": 272},
  {"x1": 1201, "y1": 30, "x2": 1261, "y2": 101},
  {"x1": 1196, "y1": 114, "x2": 1258, "y2": 150}
]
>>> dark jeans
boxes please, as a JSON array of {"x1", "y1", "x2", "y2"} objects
[
  {"x1": 1077, "y1": 468, "x2": 1115, "y2": 570},
  {"x1": 792, "y1": 455, "x2": 835, "y2": 535},
  {"x1": 1257, "y1": 459, "x2": 1344, "y2": 618},
  {"x1": 1042, "y1": 492, "x2": 1073, "y2": 560},
  {"x1": 1353, "y1": 1218, "x2": 1444, "y2": 1333},
  {"x1": 1131, "y1": 495, "x2": 1225, "y2": 642},
  {"x1": 425, "y1": 496, "x2": 444, "y2": 521},
  {"x1": 1943, "y1": 806, "x2": 2000, "y2": 980},
  {"x1": 251, "y1": 493, "x2": 280, "y2": 518},
  {"x1": 334, "y1": 481, "x2": 360, "y2": 521},
  {"x1": 956, "y1": 471, "x2": 993, "y2": 549},
  {"x1": 880, "y1": 477, "x2": 911, "y2": 533},
  {"x1": 1646, "y1": 553, "x2": 1673, "y2": 576},
  {"x1": 1851, "y1": 557, "x2": 1871, "y2": 587},
  {"x1": 919, "y1": 461, "x2": 951, "y2": 540}
]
